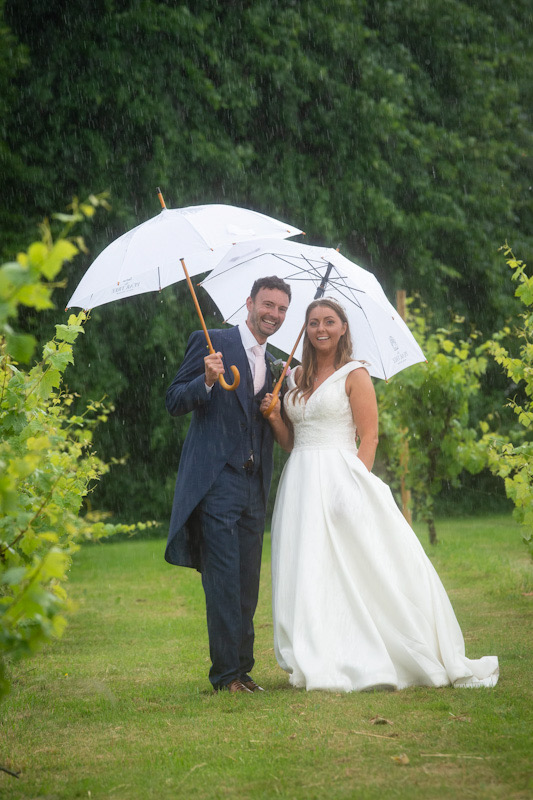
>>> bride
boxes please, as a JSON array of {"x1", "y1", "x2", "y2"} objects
[{"x1": 260, "y1": 298, "x2": 499, "y2": 692}]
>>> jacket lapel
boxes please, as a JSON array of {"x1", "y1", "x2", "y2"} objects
[
  {"x1": 222, "y1": 327, "x2": 250, "y2": 414},
  {"x1": 265, "y1": 351, "x2": 274, "y2": 392},
  {"x1": 222, "y1": 329, "x2": 275, "y2": 410}
]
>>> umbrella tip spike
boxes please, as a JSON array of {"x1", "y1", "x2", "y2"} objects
[{"x1": 156, "y1": 187, "x2": 166, "y2": 209}]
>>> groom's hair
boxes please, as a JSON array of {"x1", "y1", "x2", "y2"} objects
[{"x1": 250, "y1": 276, "x2": 291, "y2": 303}]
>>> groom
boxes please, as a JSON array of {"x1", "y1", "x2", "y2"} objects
[{"x1": 165, "y1": 276, "x2": 291, "y2": 694}]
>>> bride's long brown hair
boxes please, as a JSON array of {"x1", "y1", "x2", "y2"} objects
[{"x1": 292, "y1": 298, "x2": 353, "y2": 399}]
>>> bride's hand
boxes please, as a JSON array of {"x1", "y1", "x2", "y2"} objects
[{"x1": 260, "y1": 392, "x2": 281, "y2": 420}]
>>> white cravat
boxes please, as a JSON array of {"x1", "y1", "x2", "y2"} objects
[{"x1": 252, "y1": 344, "x2": 266, "y2": 395}]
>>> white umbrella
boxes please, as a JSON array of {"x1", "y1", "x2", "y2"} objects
[
  {"x1": 66, "y1": 191, "x2": 303, "y2": 391},
  {"x1": 66, "y1": 194, "x2": 302, "y2": 311},
  {"x1": 200, "y1": 237, "x2": 425, "y2": 388}
]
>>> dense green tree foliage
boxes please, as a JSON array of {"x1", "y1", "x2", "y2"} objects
[
  {"x1": 2, "y1": 1, "x2": 531, "y2": 313},
  {"x1": 0, "y1": 0, "x2": 531, "y2": 523}
]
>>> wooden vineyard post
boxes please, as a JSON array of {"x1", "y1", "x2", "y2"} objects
[{"x1": 396, "y1": 290, "x2": 413, "y2": 526}]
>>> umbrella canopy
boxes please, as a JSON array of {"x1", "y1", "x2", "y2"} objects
[
  {"x1": 200, "y1": 238, "x2": 425, "y2": 381},
  {"x1": 66, "y1": 204, "x2": 302, "y2": 310}
]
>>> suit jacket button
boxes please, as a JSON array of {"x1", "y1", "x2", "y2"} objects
[{"x1": 240, "y1": 423, "x2": 247, "y2": 430}]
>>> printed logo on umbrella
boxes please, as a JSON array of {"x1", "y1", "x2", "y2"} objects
[{"x1": 112, "y1": 280, "x2": 141, "y2": 296}]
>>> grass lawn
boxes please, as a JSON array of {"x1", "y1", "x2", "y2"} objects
[{"x1": 1, "y1": 515, "x2": 532, "y2": 800}]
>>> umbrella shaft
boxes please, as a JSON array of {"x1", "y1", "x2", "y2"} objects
[
  {"x1": 180, "y1": 258, "x2": 215, "y2": 354},
  {"x1": 180, "y1": 258, "x2": 240, "y2": 392},
  {"x1": 314, "y1": 262, "x2": 333, "y2": 299}
]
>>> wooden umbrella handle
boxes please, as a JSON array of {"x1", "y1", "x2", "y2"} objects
[
  {"x1": 180, "y1": 258, "x2": 240, "y2": 391},
  {"x1": 262, "y1": 368, "x2": 289, "y2": 419},
  {"x1": 262, "y1": 320, "x2": 306, "y2": 417}
]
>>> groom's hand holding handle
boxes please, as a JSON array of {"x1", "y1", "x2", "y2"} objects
[{"x1": 204, "y1": 352, "x2": 225, "y2": 388}]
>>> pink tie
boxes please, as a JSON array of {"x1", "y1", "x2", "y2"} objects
[{"x1": 252, "y1": 345, "x2": 266, "y2": 395}]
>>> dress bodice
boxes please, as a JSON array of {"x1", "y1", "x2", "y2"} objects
[{"x1": 284, "y1": 362, "x2": 366, "y2": 451}]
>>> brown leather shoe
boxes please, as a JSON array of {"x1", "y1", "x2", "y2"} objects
[
  {"x1": 223, "y1": 678, "x2": 254, "y2": 694},
  {"x1": 241, "y1": 679, "x2": 264, "y2": 693}
]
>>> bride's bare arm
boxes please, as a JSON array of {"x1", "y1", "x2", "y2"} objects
[
  {"x1": 346, "y1": 367, "x2": 379, "y2": 471},
  {"x1": 260, "y1": 393, "x2": 294, "y2": 452}
]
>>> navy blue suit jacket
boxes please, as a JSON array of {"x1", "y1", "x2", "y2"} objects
[{"x1": 165, "y1": 326, "x2": 275, "y2": 570}]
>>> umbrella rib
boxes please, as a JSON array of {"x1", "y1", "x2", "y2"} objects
[
  {"x1": 223, "y1": 302, "x2": 247, "y2": 324},
  {"x1": 115, "y1": 228, "x2": 144, "y2": 284},
  {"x1": 328, "y1": 283, "x2": 364, "y2": 307},
  {"x1": 200, "y1": 251, "x2": 281, "y2": 283},
  {"x1": 356, "y1": 304, "x2": 388, "y2": 378},
  {"x1": 318, "y1": 271, "x2": 367, "y2": 298},
  {"x1": 330, "y1": 283, "x2": 389, "y2": 377},
  {"x1": 201, "y1": 251, "x2": 326, "y2": 285}
]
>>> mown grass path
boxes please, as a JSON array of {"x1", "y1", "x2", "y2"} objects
[{"x1": 1, "y1": 516, "x2": 531, "y2": 799}]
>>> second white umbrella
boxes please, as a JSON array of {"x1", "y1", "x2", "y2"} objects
[{"x1": 201, "y1": 237, "x2": 426, "y2": 384}]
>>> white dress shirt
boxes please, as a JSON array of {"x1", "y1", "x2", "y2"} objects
[{"x1": 238, "y1": 322, "x2": 267, "y2": 381}]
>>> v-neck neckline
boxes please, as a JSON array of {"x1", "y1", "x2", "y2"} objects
[{"x1": 299, "y1": 362, "x2": 354, "y2": 406}]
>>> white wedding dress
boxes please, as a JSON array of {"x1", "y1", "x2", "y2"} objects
[{"x1": 271, "y1": 362, "x2": 499, "y2": 692}]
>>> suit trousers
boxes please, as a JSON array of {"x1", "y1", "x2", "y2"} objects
[{"x1": 197, "y1": 463, "x2": 266, "y2": 688}]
